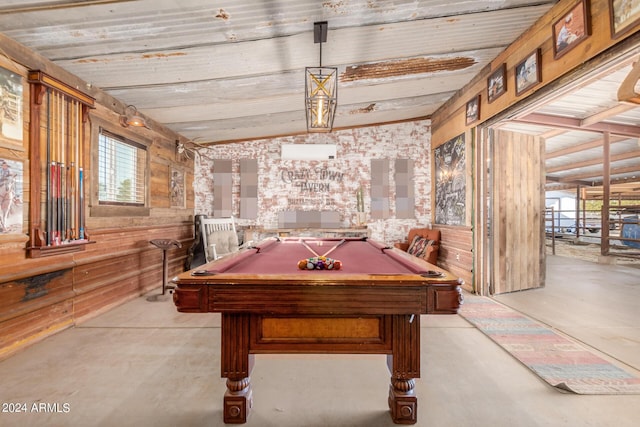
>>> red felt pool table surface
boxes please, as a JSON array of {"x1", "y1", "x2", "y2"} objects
[{"x1": 207, "y1": 237, "x2": 430, "y2": 275}]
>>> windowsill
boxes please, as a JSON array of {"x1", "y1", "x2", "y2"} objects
[{"x1": 90, "y1": 205, "x2": 150, "y2": 217}]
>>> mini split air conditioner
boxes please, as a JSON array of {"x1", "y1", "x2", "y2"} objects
[{"x1": 281, "y1": 144, "x2": 337, "y2": 160}]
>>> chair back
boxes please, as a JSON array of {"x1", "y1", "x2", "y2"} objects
[
  {"x1": 201, "y1": 217, "x2": 239, "y2": 262},
  {"x1": 407, "y1": 228, "x2": 440, "y2": 244}
]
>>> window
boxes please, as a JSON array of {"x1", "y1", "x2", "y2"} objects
[{"x1": 98, "y1": 129, "x2": 147, "y2": 206}]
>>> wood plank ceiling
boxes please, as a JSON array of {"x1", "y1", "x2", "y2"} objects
[{"x1": 0, "y1": 0, "x2": 556, "y2": 143}]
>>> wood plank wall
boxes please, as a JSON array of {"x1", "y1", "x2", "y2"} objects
[
  {"x1": 490, "y1": 130, "x2": 545, "y2": 294},
  {"x1": 0, "y1": 33, "x2": 195, "y2": 360},
  {"x1": 0, "y1": 224, "x2": 192, "y2": 358},
  {"x1": 434, "y1": 225, "x2": 473, "y2": 292}
]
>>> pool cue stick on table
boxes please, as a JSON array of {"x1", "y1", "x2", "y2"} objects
[
  {"x1": 300, "y1": 239, "x2": 320, "y2": 257},
  {"x1": 321, "y1": 239, "x2": 346, "y2": 258}
]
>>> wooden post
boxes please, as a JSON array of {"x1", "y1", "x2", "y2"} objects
[{"x1": 602, "y1": 132, "x2": 611, "y2": 256}]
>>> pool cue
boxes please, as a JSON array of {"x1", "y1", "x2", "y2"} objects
[
  {"x1": 61, "y1": 96, "x2": 67, "y2": 241},
  {"x1": 71, "y1": 100, "x2": 79, "y2": 240},
  {"x1": 79, "y1": 167, "x2": 84, "y2": 240},
  {"x1": 300, "y1": 239, "x2": 320, "y2": 257},
  {"x1": 51, "y1": 92, "x2": 59, "y2": 245},
  {"x1": 58, "y1": 93, "x2": 65, "y2": 243},
  {"x1": 77, "y1": 101, "x2": 84, "y2": 240},
  {"x1": 321, "y1": 239, "x2": 346, "y2": 258},
  {"x1": 45, "y1": 89, "x2": 52, "y2": 246}
]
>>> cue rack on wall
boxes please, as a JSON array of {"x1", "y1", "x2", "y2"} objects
[{"x1": 27, "y1": 70, "x2": 95, "y2": 258}]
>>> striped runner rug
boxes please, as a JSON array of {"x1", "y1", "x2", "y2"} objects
[{"x1": 458, "y1": 295, "x2": 640, "y2": 394}]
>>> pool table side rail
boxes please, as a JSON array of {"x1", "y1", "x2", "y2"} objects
[{"x1": 173, "y1": 282, "x2": 461, "y2": 315}]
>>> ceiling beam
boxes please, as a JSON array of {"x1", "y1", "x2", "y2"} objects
[
  {"x1": 617, "y1": 59, "x2": 640, "y2": 105},
  {"x1": 545, "y1": 135, "x2": 621, "y2": 159},
  {"x1": 540, "y1": 128, "x2": 567, "y2": 139},
  {"x1": 555, "y1": 164, "x2": 640, "y2": 183},
  {"x1": 546, "y1": 149, "x2": 640, "y2": 173},
  {"x1": 545, "y1": 175, "x2": 594, "y2": 186},
  {"x1": 580, "y1": 103, "x2": 637, "y2": 126},
  {"x1": 516, "y1": 112, "x2": 640, "y2": 137}
]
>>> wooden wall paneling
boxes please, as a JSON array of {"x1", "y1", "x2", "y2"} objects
[
  {"x1": 0, "y1": 266, "x2": 75, "y2": 360},
  {"x1": 0, "y1": 300, "x2": 74, "y2": 360},
  {"x1": 435, "y1": 224, "x2": 473, "y2": 291},
  {"x1": 472, "y1": 129, "x2": 484, "y2": 295},
  {"x1": 491, "y1": 130, "x2": 544, "y2": 294},
  {"x1": 0, "y1": 41, "x2": 196, "y2": 358},
  {"x1": 520, "y1": 136, "x2": 530, "y2": 291},
  {"x1": 492, "y1": 133, "x2": 501, "y2": 293},
  {"x1": 526, "y1": 135, "x2": 537, "y2": 290},
  {"x1": 185, "y1": 171, "x2": 195, "y2": 209},
  {"x1": 538, "y1": 132, "x2": 547, "y2": 286},
  {"x1": 150, "y1": 161, "x2": 170, "y2": 208},
  {"x1": 0, "y1": 268, "x2": 74, "y2": 322},
  {"x1": 512, "y1": 131, "x2": 522, "y2": 292},
  {"x1": 504, "y1": 130, "x2": 516, "y2": 292}
]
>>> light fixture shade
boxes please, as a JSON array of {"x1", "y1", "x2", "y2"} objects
[
  {"x1": 305, "y1": 67, "x2": 337, "y2": 132},
  {"x1": 119, "y1": 105, "x2": 148, "y2": 128}
]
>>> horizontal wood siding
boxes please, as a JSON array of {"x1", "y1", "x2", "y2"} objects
[
  {"x1": 434, "y1": 225, "x2": 473, "y2": 291},
  {"x1": 0, "y1": 301, "x2": 74, "y2": 358},
  {"x1": 0, "y1": 223, "x2": 192, "y2": 359},
  {"x1": 0, "y1": 33, "x2": 196, "y2": 360}
]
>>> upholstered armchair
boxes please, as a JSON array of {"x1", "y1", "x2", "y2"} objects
[{"x1": 394, "y1": 228, "x2": 441, "y2": 265}]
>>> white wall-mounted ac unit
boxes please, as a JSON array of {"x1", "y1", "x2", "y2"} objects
[{"x1": 281, "y1": 144, "x2": 337, "y2": 160}]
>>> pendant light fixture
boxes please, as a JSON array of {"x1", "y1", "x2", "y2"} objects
[{"x1": 305, "y1": 21, "x2": 337, "y2": 132}]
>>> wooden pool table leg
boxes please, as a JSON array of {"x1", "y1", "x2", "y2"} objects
[
  {"x1": 387, "y1": 314, "x2": 420, "y2": 425},
  {"x1": 221, "y1": 313, "x2": 254, "y2": 424}
]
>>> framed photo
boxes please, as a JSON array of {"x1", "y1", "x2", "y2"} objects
[
  {"x1": 515, "y1": 49, "x2": 542, "y2": 96},
  {"x1": 610, "y1": 0, "x2": 640, "y2": 38},
  {"x1": 0, "y1": 158, "x2": 24, "y2": 234},
  {"x1": 0, "y1": 66, "x2": 24, "y2": 149},
  {"x1": 465, "y1": 95, "x2": 480, "y2": 125},
  {"x1": 169, "y1": 166, "x2": 185, "y2": 208},
  {"x1": 487, "y1": 64, "x2": 507, "y2": 103},
  {"x1": 553, "y1": 0, "x2": 590, "y2": 59},
  {"x1": 434, "y1": 133, "x2": 466, "y2": 226}
]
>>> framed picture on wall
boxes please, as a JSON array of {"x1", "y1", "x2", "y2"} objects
[
  {"x1": 0, "y1": 66, "x2": 24, "y2": 150},
  {"x1": 0, "y1": 158, "x2": 24, "y2": 234},
  {"x1": 553, "y1": 0, "x2": 590, "y2": 59},
  {"x1": 434, "y1": 134, "x2": 466, "y2": 226},
  {"x1": 487, "y1": 64, "x2": 507, "y2": 103},
  {"x1": 610, "y1": 0, "x2": 640, "y2": 38},
  {"x1": 465, "y1": 94, "x2": 480, "y2": 125},
  {"x1": 170, "y1": 166, "x2": 185, "y2": 208},
  {"x1": 515, "y1": 49, "x2": 542, "y2": 96}
]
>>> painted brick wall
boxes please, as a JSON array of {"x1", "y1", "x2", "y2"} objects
[{"x1": 194, "y1": 119, "x2": 432, "y2": 245}]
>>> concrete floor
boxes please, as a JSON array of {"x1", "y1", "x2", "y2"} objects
[{"x1": 1, "y1": 255, "x2": 639, "y2": 427}]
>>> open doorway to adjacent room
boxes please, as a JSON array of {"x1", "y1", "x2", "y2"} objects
[{"x1": 475, "y1": 39, "x2": 640, "y2": 296}]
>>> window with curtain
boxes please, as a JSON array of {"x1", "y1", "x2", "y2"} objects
[{"x1": 98, "y1": 128, "x2": 147, "y2": 206}]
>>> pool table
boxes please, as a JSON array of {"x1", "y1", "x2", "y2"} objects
[{"x1": 172, "y1": 237, "x2": 462, "y2": 424}]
